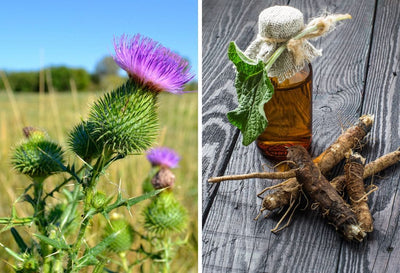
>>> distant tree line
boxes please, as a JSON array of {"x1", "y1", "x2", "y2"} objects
[{"x1": 0, "y1": 56, "x2": 197, "y2": 92}]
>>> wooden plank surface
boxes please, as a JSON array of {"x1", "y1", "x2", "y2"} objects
[{"x1": 202, "y1": 0, "x2": 400, "y2": 272}]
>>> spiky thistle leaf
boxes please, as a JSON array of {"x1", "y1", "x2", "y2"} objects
[
  {"x1": 88, "y1": 80, "x2": 159, "y2": 155},
  {"x1": 68, "y1": 121, "x2": 102, "y2": 161},
  {"x1": 11, "y1": 136, "x2": 64, "y2": 178},
  {"x1": 142, "y1": 191, "x2": 187, "y2": 236}
]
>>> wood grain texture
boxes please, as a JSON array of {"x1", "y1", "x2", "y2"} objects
[
  {"x1": 200, "y1": 0, "x2": 399, "y2": 271},
  {"x1": 337, "y1": 0, "x2": 400, "y2": 272},
  {"x1": 202, "y1": 0, "x2": 288, "y2": 217}
]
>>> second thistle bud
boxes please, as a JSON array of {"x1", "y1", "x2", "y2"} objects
[
  {"x1": 146, "y1": 147, "x2": 180, "y2": 190},
  {"x1": 12, "y1": 128, "x2": 64, "y2": 178},
  {"x1": 151, "y1": 167, "x2": 175, "y2": 189}
]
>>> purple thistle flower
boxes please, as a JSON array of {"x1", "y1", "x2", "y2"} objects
[
  {"x1": 113, "y1": 34, "x2": 194, "y2": 94},
  {"x1": 146, "y1": 147, "x2": 180, "y2": 168}
]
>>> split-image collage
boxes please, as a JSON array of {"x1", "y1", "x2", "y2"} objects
[{"x1": 1, "y1": 0, "x2": 400, "y2": 272}]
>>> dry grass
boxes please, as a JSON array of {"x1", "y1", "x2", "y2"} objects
[{"x1": 0, "y1": 87, "x2": 198, "y2": 272}]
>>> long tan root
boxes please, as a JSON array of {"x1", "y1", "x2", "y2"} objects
[
  {"x1": 208, "y1": 169, "x2": 296, "y2": 183},
  {"x1": 345, "y1": 151, "x2": 373, "y2": 232},
  {"x1": 259, "y1": 115, "x2": 374, "y2": 211}
]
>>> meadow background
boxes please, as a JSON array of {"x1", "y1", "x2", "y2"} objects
[{"x1": 0, "y1": 76, "x2": 198, "y2": 272}]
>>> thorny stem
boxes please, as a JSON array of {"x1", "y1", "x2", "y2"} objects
[
  {"x1": 68, "y1": 150, "x2": 113, "y2": 270},
  {"x1": 162, "y1": 237, "x2": 172, "y2": 273},
  {"x1": 0, "y1": 217, "x2": 33, "y2": 225},
  {"x1": 32, "y1": 177, "x2": 52, "y2": 272}
]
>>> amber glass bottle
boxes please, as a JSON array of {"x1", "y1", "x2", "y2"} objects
[{"x1": 256, "y1": 64, "x2": 312, "y2": 161}]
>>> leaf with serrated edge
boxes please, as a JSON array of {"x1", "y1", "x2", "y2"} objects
[
  {"x1": 227, "y1": 42, "x2": 274, "y2": 145},
  {"x1": 34, "y1": 234, "x2": 69, "y2": 250}
]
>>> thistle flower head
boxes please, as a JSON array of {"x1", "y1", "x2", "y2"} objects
[
  {"x1": 113, "y1": 34, "x2": 194, "y2": 94},
  {"x1": 146, "y1": 147, "x2": 180, "y2": 168}
]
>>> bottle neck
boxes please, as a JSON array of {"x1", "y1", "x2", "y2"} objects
[{"x1": 270, "y1": 63, "x2": 312, "y2": 90}]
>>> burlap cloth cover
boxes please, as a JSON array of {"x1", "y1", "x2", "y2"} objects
[{"x1": 245, "y1": 6, "x2": 321, "y2": 82}]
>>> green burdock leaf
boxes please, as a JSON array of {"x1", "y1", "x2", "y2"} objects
[{"x1": 227, "y1": 42, "x2": 274, "y2": 146}]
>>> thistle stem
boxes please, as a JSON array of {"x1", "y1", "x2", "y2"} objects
[
  {"x1": 0, "y1": 217, "x2": 33, "y2": 225},
  {"x1": 162, "y1": 237, "x2": 172, "y2": 273},
  {"x1": 68, "y1": 150, "x2": 113, "y2": 270}
]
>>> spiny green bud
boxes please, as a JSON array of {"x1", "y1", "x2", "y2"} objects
[
  {"x1": 16, "y1": 254, "x2": 39, "y2": 273},
  {"x1": 23, "y1": 126, "x2": 47, "y2": 140},
  {"x1": 92, "y1": 191, "x2": 109, "y2": 209},
  {"x1": 11, "y1": 134, "x2": 64, "y2": 178},
  {"x1": 142, "y1": 191, "x2": 187, "y2": 236},
  {"x1": 68, "y1": 121, "x2": 102, "y2": 161},
  {"x1": 88, "y1": 80, "x2": 159, "y2": 155},
  {"x1": 104, "y1": 213, "x2": 135, "y2": 253}
]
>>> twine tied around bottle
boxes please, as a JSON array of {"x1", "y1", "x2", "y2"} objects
[{"x1": 245, "y1": 6, "x2": 351, "y2": 82}]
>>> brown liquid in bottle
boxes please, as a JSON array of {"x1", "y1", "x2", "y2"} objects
[{"x1": 257, "y1": 64, "x2": 312, "y2": 161}]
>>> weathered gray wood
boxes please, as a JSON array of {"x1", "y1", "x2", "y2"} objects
[
  {"x1": 202, "y1": 0, "x2": 288, "y2": 218},
  {"x1": 337, "y1": 0, "x2": 400, "y2": 272},
  {"x1": 201, "y1": 0, "x2": 390, "y2": 271}
]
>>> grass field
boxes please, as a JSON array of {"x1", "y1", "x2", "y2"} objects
[{"x1": 0, "y1": 88, "x2": 198, "y2": 272}]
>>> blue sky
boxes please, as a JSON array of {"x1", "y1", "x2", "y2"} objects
[{"x1": 0, "y1": 0, "x2": 198, "y2": 77}]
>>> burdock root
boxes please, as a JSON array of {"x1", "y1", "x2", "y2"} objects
[{"x1": 287, "y1": 146, "x2": 366, "y2": 241}]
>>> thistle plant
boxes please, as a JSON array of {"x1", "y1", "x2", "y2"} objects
[
  {"x1": 141, "y1": 147, "x2": 188, "y2": 273},
  {"x1": 0, "y1": 34, "x2": 193, "y2": 272}
]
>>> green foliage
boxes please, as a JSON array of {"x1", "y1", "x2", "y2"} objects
[
  {"x1": 143, "y1": 191, "x2": 187, "y2": 236},
  {"x1": 88, "y1": 80, "x2": 159, "y2": 155},
  {"x1": 227, "y1": 42, "x2": 274, "y2": 146},
  {"x1": 2, "y1": 71, "x2": 39, "y2": 92},
  {"x1": 48, "y1": 203, "x2": 66, "y2": 225},
  {"x1": 68, "y1": 121, "x2": 102, "y2": 161},
  {"x1": 11, "y1": 135, "x2": 64, "y2": 178},
  {"x1": 104, "y1": 216, "x2": 135, "y2": 253},
  {"x1": 49, "y1": 66, "x2": 91, "y2": 91},
  {"x1": 0, "y1": 67, "x2": 91, "y2": 92}
]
